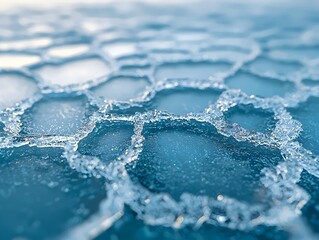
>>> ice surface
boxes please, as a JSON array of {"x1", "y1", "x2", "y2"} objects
[
  {"x1": 0, "y1": 54, "x2": 40, "y2": 69},
  {"x1": 102, "y1": 42, "x2": 137, "y2": 59},
  {"x1": 34, "y1": 57, "x2": 111, "y2": 87},
  {"x1": 224, "y1": 104, "x2": 276, "y2": 133},
  {"x1": 225, "y1": 71, "x2": 295, "y2": 98},
  {"x1": 78, "y1": 121, "x2": 134, "y2": 163},
  {"x1": 245, "y1": 57, "x2": 303, "y2": 79},
  {"x1": 0, "y1": 146, "x2": 106, "y2": 240},
  {"x1": 0, "y1": 37, "x2": 52, "y2": 50},
  {"x1": 91, "y1": 76, "x2": 149, "y2": 101},
  {"x1": 289, "y1": 97, "x2": 319, "y2": 156},
  {"x1": 21, "y1": 95, "x2": 88, "y2": 136},
  {"x1": 155, "y1": 61, "x2": 231, "y2": 81},
  {"x1": 127, "y1": 121, "x2": 282, "y2": 203},
  {"x1": 269, "y1": 47, "x2": 319, "y2": 62},
  {"x1": 152, "y1": 88, "x2": 220, "y2": 115},
  {"x1": 1, "y1": 1, "x2": 319, "y2": 239},
  {"x1": 298, "y1": 171, "x2": 319, "y2": 234},
  {"x1": 0, "y1": 73, "x2": 38, "y2": 111},
  {"x1": 302, "y1": 79, "x2": 319, "y2": 87},
  {"x1": 47, "y1": 44, "x2": 90, "y2": 58}
]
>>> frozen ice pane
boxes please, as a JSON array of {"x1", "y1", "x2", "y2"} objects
[
  {"x1": 0, "y1": 37, "x2": 52, "y2": 50},
  {"x1": 91, "y1": 77, "x2": 149, "y2": 101},
  {"x1": 201, "y1": 49, "x2": 248, "y2": 61},
  {"x1": 152, "y1": 89, "x2": 220, "y2": 115},
  {"x1": 269, "y1": 47, "x2": 319, "y2": 62},
  {"x1": 150, "y1": 50, "x2": 189, "y2": 61},
  {"x1": 225, "y1": 104, "x2": 276, "y2": 132},
  {"x1": 21, "y1": 96, "x2": 88, "y2": 136},
  {"x1": 78, "y1": 122, "x2": 133, "y2": 163},
  {"x1": 47, "y1": 44, "x2": 90, "y2": 58},
  {"x1": 0, "y1": 54, "x2": 40, "y2": 69},
  {"x1": 289, "y1": 97, "x2": 319, "y2": 155},
  {"x1": 119, "y1": 65, "x2": 150, "y2": 75},
  {"x1": 0, "y1": 146, "x2": 106, "y2": 240},
  {"x1": 302, "y1": 79, "x2": 319, "y2": 87},
  {"x1": 246, "y1": 57, "x2": 302, "y2": 77},
  {"x1": 127, "y1": 122, "x2": 282, "y2": 203},
  {"x1": 225, "y1": 71, "x2": 295, "y2": 98},
  {"x1": 298, "y1": 170, "x2": 319, "y2": 234},
  {"x1": 0, "y1": 73, "x2": 38, "y2": 111},
  {"x1": 102, "y1": 42, "x2": 137, "y2": 59},
  {"x1": 34, "y1": 57, "x2": 111, "y2": 87},
  {"x1": 155, "y1": 61, "x2": 231, "y2": 81}
]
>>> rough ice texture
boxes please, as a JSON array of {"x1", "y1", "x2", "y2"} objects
[{"x1": 1, "y1": 1, "x2": 319, "y2": 240}]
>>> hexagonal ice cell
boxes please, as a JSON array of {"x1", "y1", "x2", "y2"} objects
[
  {"x1": 102, "y1": 42, "x2": 137, "y2": 59},
  {"x1": 200, "y1": 46, "x2": 251, "y2": 62},
  {"x1": 298, "y1": 170, "x2": 319, "y2": 234},
  {"x1": 152, "y1": 88, "x2": 221, "y2": 115},
  {"x1": 91, "y1": 76, "x2": 149, "y2": 101},
  {"x1": 302, "y1": 79, "x2": 319, "y2": 87},
  {"x1": 0, "y1": 54, "x2": 41, "y2": 69},
  {"x1": 225, "y1": 71, "x2": 295, "y2": 98},
  {"x1": 0, "y1": 37, "x2": 52, "y2": 51},
  {"x1": 269, "y1": 46, "x2": 319, "y2": 62},
  {"x1": 224, "y1": 104, "x2": 276, "y2": 133},
  {"x1": 21, "y1": 95, "x2": 89, "y2": 136},
  {"x1": 46, "y1": 44, "x2": 90, "y2": 58},
  {"x1": 34, "y1": 57, "x2": 111, "y2": 87},
  {"x1": 0, "y1": 146, "x2": 106, "y2": 240},
  {"x1": 245, "y1": 57, "x2": 303, "y2": 78},
  {"x1": 127, "y1": 121, "x2": 282, "y2": 203},
  {"x1": 155, "y1": 61, "x2": 232, "y2": 81},
  {"x1": 288, "y1": 97, "x2": 319, "y2": 156},
  {"x1": 77, "y1": 121, "x2": 133, "y2": 163},
  {"x1": 0, "y1": 73, "x2": 39, "y2": 111}
]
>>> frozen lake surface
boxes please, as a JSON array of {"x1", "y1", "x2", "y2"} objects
[{"x1": 0, "y1": 0, "x2": 319, "y2": 239}]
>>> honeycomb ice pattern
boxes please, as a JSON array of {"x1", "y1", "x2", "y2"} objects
[{"x1": 1, "y1": 1, "x2": 319, "y2": 239}]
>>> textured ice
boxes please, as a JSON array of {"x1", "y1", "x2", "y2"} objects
[
  {"x1": 97, "y1": 209, "x2": 289, "y2": 240},
  {"x1": 102, "y1": 42, "x2": 137, "y2": 59},
  {"x1": 0, "y1": 37, "x2": 52, "y2": 50},
  {"x1": 0, "y1": 146, "x2": 106, "y2": 240},
  {"x1": 21, "y1": 95, "x2": 89, "y2": 136},
  {"x1": 0, "y1": 54, "x2": 41, "y2": 69},
  {"x1": 127, "y1": 121, "x2": 281, "y2": 203},
  {"x1": 152, "y1": 88, "x2": 220, "y2": 115},
  {"x1": 269, "y1": 47, "x2": 319, "y2": 62},
  {"x1": 0, "y1": 73, "x2": 39, "y2": 111},
  {"x1": 302, "y1": 79, "x2": 319, "y2": 87},
  {"x1": 47, "y1": 44, "x2": 90, "y2": 58},
  {"x1": 78, "y1": 121, "x2": 134, "y2": 163},
  {"x1": 245, "y1": 57, "x2": 303, "y2": 79},
  {"x1": 225, "y1": 71, "x2": 295, "y2": 98},
  {"x1": 91, "y1": 76, "x2": 149, "y2": 101},
  {"x1": 33, "y1": 57, "x2": 111, "y2": 87},
  {"x1": 289, "y1": 97, "x2": 319, "y2": 156},
  {"x1": 155, "y1": 61, "x2": 231, "y2": 81},
  {"x1": 1, "y1": 1, "x2": 319, "y2": 239},
  {"x1": 298, "y1": 171, "x2": 319, "y2": 234},
  {"x1": 224, "y1": 104, "x2": 276, "y2": 133}
]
